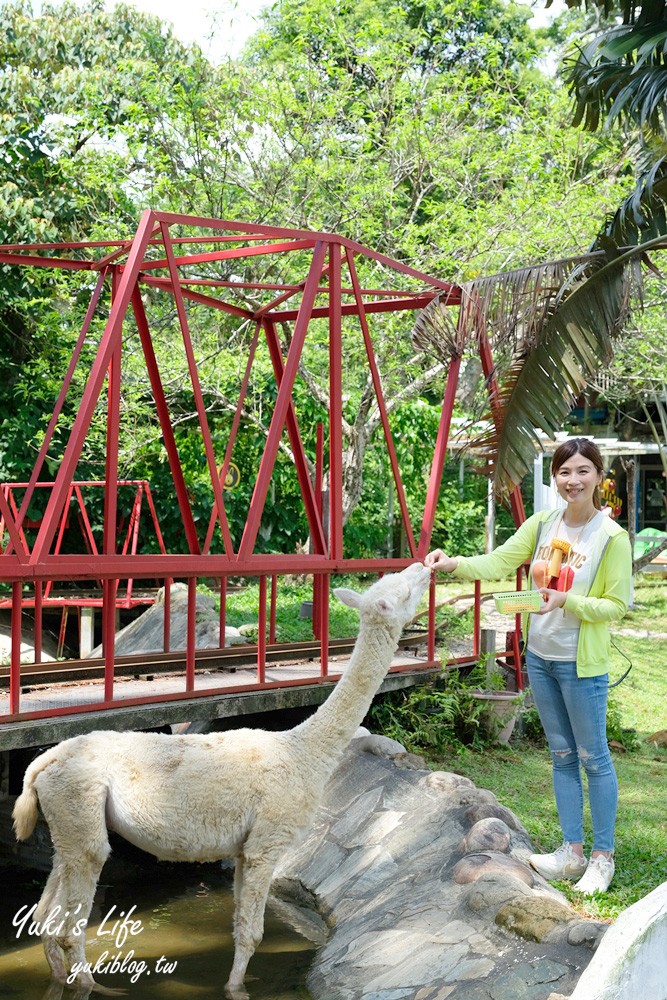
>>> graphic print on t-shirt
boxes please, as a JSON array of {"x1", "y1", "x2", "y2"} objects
[
  {"x1": 531, "y1": 543, "x2": 579, "y2": 591},
  {"x1": 531, "y1": 514, "x2": 595, "y2": 593},
  {"x1": 527, "y1": 511, "x2": 603, "y2": 662}
]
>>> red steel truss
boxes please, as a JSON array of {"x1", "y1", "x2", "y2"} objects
[
  {"x1": 0, "y1": 479, "x2": 167, "y2": 608},
  {"x1": 0, "y1": 210, "x2": 527, "y2": 723}
]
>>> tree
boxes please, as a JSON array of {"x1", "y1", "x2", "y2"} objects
[
  {"x1": 552, "y1": 0, "x2": 667, "y2": 554},
  {"x1": 554, "y1": 0, "x2": 667, "y2": 243},
  {"x1": 437, "y1": 1, "x2": 667, "y2": 498},
  {"x1": 226, "y1": 0, "x2": 640, "y2": 527},
  {"x1": 0, "y1": 0, "x2": 647, "y2": 555},
  {"x1": 0, "y1": 0, "x2": 232, "y2": 486}
]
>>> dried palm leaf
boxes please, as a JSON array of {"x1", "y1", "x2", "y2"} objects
[
  {"x1": 478, "y1": 239, "x2": 653, "y2": 494},
  {"x1": 412, "y1": 239, "x2": 663, "y2": 495},
  {"x1": 410, "y1": 290, "x2": 464, "y2": 363},
  {"x1": 411, "y1": 253, "x2": 602, "y2": 365}
]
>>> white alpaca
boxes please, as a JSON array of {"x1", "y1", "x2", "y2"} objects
[{"x1": 13, "y1": 562, "x2": 431, "y2": 995}]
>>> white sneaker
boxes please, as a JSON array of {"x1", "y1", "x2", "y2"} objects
[
  {"x1": 529, "y1": 842, "x2": 588, "y2": 881},
  {"x1": 573, "y1": 855, "x2": 615, "y2": 895}
]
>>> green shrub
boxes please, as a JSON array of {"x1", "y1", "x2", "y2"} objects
[
  {"x1": 606, "y1": 694, "x2": 641, "y2": 751},
  {"x1": 518, "y1": 703, "x2": 546, "y2": 745},
  {"x1": 370, "y1": 669, "x2": 498, "y2": 754}
]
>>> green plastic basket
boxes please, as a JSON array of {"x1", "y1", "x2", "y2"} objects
[{"x1": 493, "y1": 590, "x2": 543, "y2": 615}]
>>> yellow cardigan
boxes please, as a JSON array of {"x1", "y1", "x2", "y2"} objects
[{"x1": 451, "y1": 509, "x2": 632, "y2": 677}]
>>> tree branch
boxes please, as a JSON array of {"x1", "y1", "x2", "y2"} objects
[
  {"x1": 633, "y1": 536, "x2": 667, "y2": 573},
  {"x1": 366, "y1": 360, "x2": 446, "y2": 433}
]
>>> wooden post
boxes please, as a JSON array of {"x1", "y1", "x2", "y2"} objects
[{"x1": 80, "y1": 607, "x2": 95, "y2": 658}]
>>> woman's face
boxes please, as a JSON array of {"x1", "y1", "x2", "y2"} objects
[{"x1": 553, "y1": 453, "x2": 602, "y2": 512}]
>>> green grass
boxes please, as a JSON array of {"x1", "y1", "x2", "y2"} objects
[
  {"x1": 621, "y1": 575, "x2": 667, "y2": 632},
  {"x1": 219, "y1": 576, "x2": 382, "y2": 643}
]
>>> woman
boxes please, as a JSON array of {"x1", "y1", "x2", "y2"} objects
[{"x1": 425, "y1": 438, "x2": 632, "y2": 894}]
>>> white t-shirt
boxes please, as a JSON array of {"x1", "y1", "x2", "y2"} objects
[{"x1": 527, "y1": 511, "x2": 604, "y2": 662}]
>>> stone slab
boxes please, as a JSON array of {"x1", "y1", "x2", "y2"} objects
[{"x1": 274, "y1": 739, "x2": 608, "y2": 1000}]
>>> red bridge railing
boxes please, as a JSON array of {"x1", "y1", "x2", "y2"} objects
[{"x1": 0, "y1": 211, "x2": 525, "y2": 727}]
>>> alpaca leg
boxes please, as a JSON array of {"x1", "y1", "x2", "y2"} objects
[
  {"x1": 38, "y1": 786, "x2": 110, "y2": 987},
  {"x1": 54, "y1": 851, "x2": 109, "y2": 989},
  {"x1": 226, "y1": 853, "x2": 277, "y2": 991},
  {"x1": 233, "y1": 854, "x2": 244, "y2": 912},
  {"x1": 35, "y1": 865, "x2": 63, "y2": 923},
  {"x1": 40, "y1": 980, "x2": 66, "y2": 1000},
  {"x1": 34, "y1": 864, "x2": 68, "y2": 983}
]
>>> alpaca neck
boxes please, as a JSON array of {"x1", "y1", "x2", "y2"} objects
[{"x1": 291, "y1": 619, "x2": 399, "y2": 769}]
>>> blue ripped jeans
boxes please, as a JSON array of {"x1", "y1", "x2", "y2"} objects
[{"x1": 525, "y1": 649, "x2": 618, "y2": 853}]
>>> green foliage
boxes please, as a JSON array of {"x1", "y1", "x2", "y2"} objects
[
  {"x1": 244, "y1": 0, "x2": 631, "y2": 272},
  {"x1": 0, "y1": 0, "x2": 644, "y2": 556},
  {"x1": 0, "y1": 0, "x2": 187, "y2": 286},
  {"x1": 517, "y1": 702, "x2": 546, "y2": 745},
  {"x1": 556, "y1": 0, "x2": 667, "y2": 248},
  {"x1": 0, "y1": 0, "x2": 210, "y2": 487},
  {"x1": 606, "y1": 694, "x2": 641, "y2": 751},
  {"x1": 370, "y1": 666, "x2": 503, "y2": 754},
  {"x1": 435, "y1": 604, "x2": 475, "y2": 640},
  {"x1": 431, "y1": 481, "x2": 487, "y2": 557},
  {"x1": 599, "y1": 273, "x2": 667, "y2": 404},
  {"x1": 223, "y1": 577, "x2": 366, "y2": 642}
]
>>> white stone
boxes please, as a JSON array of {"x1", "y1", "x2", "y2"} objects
[
  {"x1": 316, "y1": 844, "x2": 387, "y2": 898},
  {"x1": 443, "y1": 956, "x2": 495, "y2": 982},
  {"x1": 432, "y1": 920, "x2": 477, "y2": 944},
  {"x1": 364, "y1": 941, "x2": 470, "y2": 990},
  {"x1": 345, "y1": 928, "x2": 415, "y2": 965},
  {"x1": 224, "y1": 626, "x2": 246, "y2": 645},
  {"x1": 568, "y1": 879, "x2": 667, "y2": 1000},
  {"x1": 354, "y1": 726, "x2": 371, "y2": 738},
  {"x1": 353, "y1": 733, "x2": 408, "y2": 756}
]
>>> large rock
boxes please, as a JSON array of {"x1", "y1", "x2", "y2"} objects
[
  {"x1": 88, "y1": 582, "x2": 245, "y2": 656},
  {"x1": 273, "y1": 738, "x2": 606, "y2": 1000},
  {"x1": 495, "y1": 896, "x2": 576, "y2": 942}
]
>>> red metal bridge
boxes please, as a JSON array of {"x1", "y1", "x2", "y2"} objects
[{"x1": 0, "y1": 211, "x2": 525, "y2": 744}]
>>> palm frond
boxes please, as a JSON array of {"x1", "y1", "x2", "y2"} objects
[
  {"x1": 458, "y1": 255, "x2": 600, "y2": 352},
  {"x1": 411, "y1": 254, "x2": 601, "y2": 364},
  {"x1": 566, "y1": 17, "x2": 667, "y2": 134},
  {"x1": 554, "y1": 1, "x2": 642, "y2": 17},
  {"x1": 411, "y1": 239, "x2": 667, "y2": 496},
  {"x1": 481, "y1": 240, "x2": 655, "y2": 494},
  {"x1": 410, "y1": 290, "x2": 465, "y2": 363},
  {"x1": 604, "y1": 151, "x2": 667, "y2": 243}
]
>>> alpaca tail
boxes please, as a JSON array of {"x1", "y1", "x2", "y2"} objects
[
  {"x1": 13, "y1": 782, "x2": 39, "y2": 841},
  {"x1": 13, "y1": 744, "x2": 62, "y2": 841}
]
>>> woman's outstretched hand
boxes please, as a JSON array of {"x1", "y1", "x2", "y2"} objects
[{"x1": 424, "y1": 549, "x2": 459, "y2": 573}]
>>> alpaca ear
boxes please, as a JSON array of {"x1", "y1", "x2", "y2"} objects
[
  {"x1": 375, "y1": 597, "x2": 396, "y2": 616},
  {"x1": 333, "y1": 587, "x2": 362, "y2": 609}
]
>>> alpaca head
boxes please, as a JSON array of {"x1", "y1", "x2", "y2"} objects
[{"x1": 334, "y1": 562, "x2": 431, "y2": 635}]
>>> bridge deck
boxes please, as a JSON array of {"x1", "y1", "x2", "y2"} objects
[{"x1": 0, "y1": 649, "x2": 447, "y2": 750}]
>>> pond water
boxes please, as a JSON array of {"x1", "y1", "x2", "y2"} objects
[{"x1": 0, "y1": 856, "x2": 315, "y2": 1000}]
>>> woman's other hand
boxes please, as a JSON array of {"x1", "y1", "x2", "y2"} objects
[
  {"x1": 536, "y1": 588, "x2": 567, "y2": 614},
  {"x1": 425, "y1": 549, "x2": 459, "y2": 573}
]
